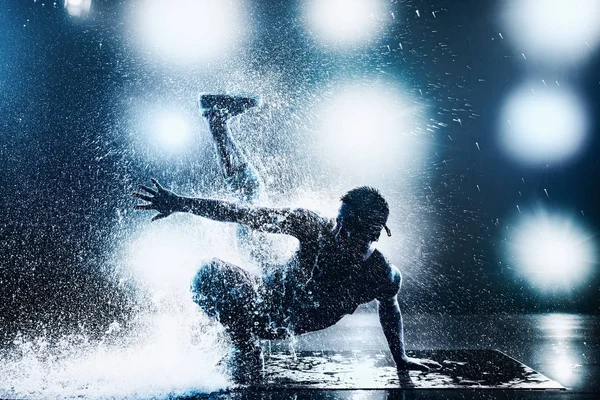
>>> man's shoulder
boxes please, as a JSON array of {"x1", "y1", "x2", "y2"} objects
[
  {"x1": 289, "y1": 207, "x2": 333, "y2": 237},
  {"x1": 290, "y1": 207, "x2": 330, "y2": 223},
  {"x1": 366, "y1": 248, "x2": 391, "y2": 269}
]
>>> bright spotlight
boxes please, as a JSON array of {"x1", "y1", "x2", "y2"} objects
[
  {"x1": 133, "y1": 0, "x2": 246, "y2": 64},
  {"x1": 304, "y1": 0, "x2": 387, "y2": 48},
  {"x1": 127, "y1": 223, "x2": 205, "y2": 290},
  {"x1": 506, "y1": 211, "x2": 596, "y2": 289},
  {"x1": 501, "y1": 0, "x2": 600, "y2": 65},
  {"x1": 499, "y1": 83, "x2": 588, "y2": 166},
  {"x1": 64, "y1": 0, "x2": 91, "y2": 17},
  {"x1": 153, "y1": 112, "x2": 191, "y2": 150},
  {"x1": 317, "y1": 82, "x2": 426, "y2": 172}
]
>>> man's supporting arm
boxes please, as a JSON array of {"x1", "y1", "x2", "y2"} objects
[
  {"x1": 378, "y1": 296, "x2": 409, "y2": 367},
  {"x1": 377, "y1": 266, "x2": 442, "y2": 373},
  {"x1": 377, "y1": 266, "x2": 410, "y2": 368}
]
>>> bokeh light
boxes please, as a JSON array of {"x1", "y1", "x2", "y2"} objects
[
  {"x1": 64, "y1": 0, "x2": 91, "y2": 17},
  {"x1": 501, "y1": 0, "x2": 600, "y2": 65},
  {"x1": 506, "y1": 211, "x2": 596, "y2": 290},
  {"x1": 153, "y1": 111, "x2": 191, "y2": 150},
  {"x1": 128, "y1": 102, "x2": 200, "y2": 160},
  {"x1": 498, "y1": 83, "x2": 588, "y2": 166},
  {"x1": 127, "y1": 221, "x2": 204, "y2": 290},
  {"x1": 304, "y1": 0, "x2": 388, "y2": 48},
  {"x1": 132, "y1": 0, "x2": 247, "y2": 64},
  {"x1": 316, "y1": 82, "x2": 427, "y2": 174}
]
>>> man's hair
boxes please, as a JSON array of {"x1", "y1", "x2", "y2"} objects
[{"x1": 340, "y1": 186, "x2": 389, "y2": 224}]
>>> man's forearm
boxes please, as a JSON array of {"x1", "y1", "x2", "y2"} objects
[
  {"x1": 177, "y1": 196, "x2": 244, "y2": 223},
  {"x1": 176, "y1": 196, "x2": 283, "y2": 231},
  {"x1": 378, "y1": 299, "x2": 409, "y2": 367}
]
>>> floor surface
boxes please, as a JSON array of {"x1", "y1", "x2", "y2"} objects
[{"x1": 196, "y1": 312, "x2": 600, "y2": 399}]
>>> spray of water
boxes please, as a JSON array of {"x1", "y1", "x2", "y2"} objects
[
  {"x1": 0, "y1": 306, "x2": 229, "y2": 399},
  {"x1": 0, "y1": 217, "x2": 239, "y2": 399},
  {"x1": 0, "y1": 184, "x2": 348, "y2": 400}
]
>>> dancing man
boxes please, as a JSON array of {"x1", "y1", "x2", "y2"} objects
[{"x1": 133, "y1": 94, "x2": 441, "y2": 383}]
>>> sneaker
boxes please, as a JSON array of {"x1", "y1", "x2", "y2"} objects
[{"x1": 198, "y1": 93, "x2": 261, "y2": 121}]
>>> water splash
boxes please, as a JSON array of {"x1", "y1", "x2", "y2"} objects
[
  {"x1": 0, "y1": 301, "x2": 229, "y2": 400},
  {"x1": 0, "y1": 217, "x2": 237, "y2": 400}
]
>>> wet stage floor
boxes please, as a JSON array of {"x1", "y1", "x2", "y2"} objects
[
  {"x1": 197, "y1": 312, "x2": 599, "y2": 399},
  {"x1": 257, "y1": 349, "x2": 564, "y2": 389}
]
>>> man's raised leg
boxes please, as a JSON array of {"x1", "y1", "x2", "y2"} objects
[
  {"x1": 196, "y1": 94, "x2": 267, "y2": 383},
  {"x1": 199, "y1": 93, "x2": 263, "y2": 203},
  {"x1": 199, "y1": 93, "x2": 271, "y2": 265}
]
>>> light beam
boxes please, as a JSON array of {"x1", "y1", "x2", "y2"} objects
[
  {"x1": 153, "y1": 111, "x2": 191, "y2": 150},
  {"x1": 64, "y1": 0, "x2": 91, "y2": 17},
  {"x1": 316, "y1": 82, "x2": 426, "y2": 174}
]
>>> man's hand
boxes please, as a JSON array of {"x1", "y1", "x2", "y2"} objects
[
  {"x1": 132, "y1": 178, "x2": 180, "y2": 222},
  {"x1": 397, "y1": 356, "x2": 442, "y2": 372}
]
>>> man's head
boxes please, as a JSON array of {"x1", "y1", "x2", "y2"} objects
[{"x1": 335, "y1": 186, "x2": 391, "y2": 245}]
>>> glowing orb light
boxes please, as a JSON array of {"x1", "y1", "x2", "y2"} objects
[
  {"x1": 499, "y1": 84, "x2": 588, "y2": 166},
  {"x1": 501, "y1": 0, "x2": 600, "y2": 65},
  {"x1": 304, "y1": 0, "x2": 387, "y2": 48},
  {"x1": 151, "y1": 111, "x2": 191, "y2": 150},
  {"x1": 133, "y1": 0, "x2": 246, "y2": 64},
  {"x1": 317, "y1": 83, "x2": 425, "y2": 171},
  {"x1": 127, "y1": 223, "x2": 205, "y2": 290},
  {"x1": 507, "y1": 211, "x2": 596, "y2": 289},
  {"x1": 64, "y1": 0, "x2": 91, "y2": 17}
]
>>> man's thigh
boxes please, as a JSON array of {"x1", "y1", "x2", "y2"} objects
[
  {"x1": 191, "y1": 258, "x2": 259, "y2": 319},
  {"x1": 191, "y1": 258, "x2": 291, "y2": 339}
]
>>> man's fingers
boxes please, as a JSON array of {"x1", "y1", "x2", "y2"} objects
[
  {"x1": 416, "y1": 363, "x2": 430, "y2": 372},
  {"x1": 139, "y1": 185, "x2": 157, "y2": 196},
  {"x1": 419, "y1": 358, "x2": 442, "y2": 369},
  {"x1": 425, "y1": 361, "x2": 442, "y2": 370},
  {"x1": 132, "y1": 192, "x2": 153, "y2": 202},
  {"x1": 398, "y1": 360, "x2": 430, "y2": 373},
  {"x1": 134, "y1": 204, "x2": 155, "y2": 210},
  {"x1": 150, "y1": 178, "x2": 164, "y2": 192},
  {"x1": 151, "y1": 213, "x2": 169, "y2": 222}
]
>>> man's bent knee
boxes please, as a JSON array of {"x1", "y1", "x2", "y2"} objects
[
  {"x1": 191, "y1": 257, "x2": 221, "y2": 287},
  {"x1": 190, "y1": 258, "x2": 225, "y2": 311},
  {"x1": 190, "y1": 258, "x2": 255, "y2": 319}
]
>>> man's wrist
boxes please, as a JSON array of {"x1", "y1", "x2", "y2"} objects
[
  {"x1": 395, "y1": 353, "x2": 409, "y2": 367},
  {"x1": 174, "y1": 195, "x2": 188, "y2": 213}
]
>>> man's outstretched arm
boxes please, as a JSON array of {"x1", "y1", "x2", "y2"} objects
[
  {"x1": 377, "y1": 266, "x2": 442, "y2": 373},
  {"x1": 132, "y1": 178, "x2": 320, "y2": 238}
]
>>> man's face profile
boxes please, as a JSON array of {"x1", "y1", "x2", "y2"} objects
[{"x1": 335, "y1": 202, "x2": 385, "y2": 245}]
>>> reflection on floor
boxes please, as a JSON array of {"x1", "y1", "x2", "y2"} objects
[
  {"x1": 258, "y1": 350, "x2": 563, "y2": 389},
  {"x1": 192, "y1": 313, "x2": 600, "y2": 399}
]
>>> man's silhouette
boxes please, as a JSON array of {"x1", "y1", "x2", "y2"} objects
[{"x1": 133, "y1": 94, "x2": 441, "y2": 383}]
